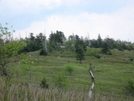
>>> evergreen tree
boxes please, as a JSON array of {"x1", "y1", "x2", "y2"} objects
[
  {"x1": 49, "y1": 31, "x2": 66, "y2": 51},
  {"x1": 101, "y1": 42, "x2": 111, "y2": 54},
  {"x1": 75, "y1": 36, "x2": 87, "y2": 63},
  {"x1": 97, "y1": 34, "x2": 102, "y2": 48},
  {"x1": 40, "y1": 34, "x2": 47, "y2": 56}
]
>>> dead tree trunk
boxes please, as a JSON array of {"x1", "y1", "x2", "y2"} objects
[{"x1": 88, "y1": 62, "x2": 95, "y2": 100}]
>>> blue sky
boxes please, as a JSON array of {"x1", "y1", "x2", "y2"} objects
[{"x1": 0, "y1": 0, "x2": 134, "y2": 42}]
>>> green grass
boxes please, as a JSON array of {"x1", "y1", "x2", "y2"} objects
[{"x1": 3, "y1": 48, "x2": 134, "y2": 100}]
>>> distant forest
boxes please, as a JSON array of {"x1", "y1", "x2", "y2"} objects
[{"x1": 20, "y1": 30, "x2": 134, "y2": 54}]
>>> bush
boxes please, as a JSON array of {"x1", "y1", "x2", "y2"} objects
[
  {"x1": 130, "y1": 58, "x2": 133, "y2": 62},
  {"x1": 108, "y1": 50, "x2": 112, "y2": 55},
  {"x1": 85, "y1": 49, "x2": 101, "y2": 59},
  {"x1": 54, "y1": 72, "x2": 68, "y2": 89},
  {"x1": 125, "y1": 80, "x2": 134, "y2": 96},
  {"x1": 65, "y1": 65, "x2": 74, "y2": 75},
  {"x1": 85, "y1": 50, "x2": 97, "y2": 56},
  {"x1": 94, "y1": 54, "x2": 101, "y2": 59},
  {"x1": 40, "y1": 77, "x2": 49, "y2": 88},
  {"x1": 39, "y1": 49, "x2": 47, "y2": 56}
]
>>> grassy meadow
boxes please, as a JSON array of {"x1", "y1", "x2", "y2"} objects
[{"x1": 0, "y1": 48, "x2": 134, "y2": 101}]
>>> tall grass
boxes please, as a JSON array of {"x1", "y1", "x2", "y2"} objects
[
  {"x1": 1, "y1": 49, "x2": 134, "y2": 101},
  {"x1": 0, "y1": 78, "x2": 132, "y2": 101}
]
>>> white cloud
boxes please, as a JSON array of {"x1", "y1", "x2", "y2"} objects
[
  {"x1": 13, "y1": 4, "x2": 134, "y2": 42},
  {"x1": 0, "y1": 0, "x2": 83, "y2": 15},
  {"x1": 110, "y1": 5, "x2": 134, "y2": 41},
  {"x1": 0, "y1": 0, "x2": 61, "y2": 14},
  {"x1": 13, "y1": 20, "x2": 47, "y2": 38}
]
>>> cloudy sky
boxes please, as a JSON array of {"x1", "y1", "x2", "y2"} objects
[{"x1": 0, "y1": 0, "x2": 134, "y2": 42}]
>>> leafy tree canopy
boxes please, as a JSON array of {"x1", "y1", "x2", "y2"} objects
[{"x1": 0, "y1": 23, "x2": 25, "y2": 77}]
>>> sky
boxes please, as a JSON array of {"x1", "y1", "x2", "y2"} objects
[{"x1": 0, "y1": 0, "x2": 134, "y2": 42}]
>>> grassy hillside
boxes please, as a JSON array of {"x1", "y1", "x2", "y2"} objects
[{"x1": 0, "y1": 48, "x2": 134, "y2": 101}]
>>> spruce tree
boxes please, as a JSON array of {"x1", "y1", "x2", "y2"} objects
[{"x1": 75, "y1": 37, "x2": 86, "y2": 63}]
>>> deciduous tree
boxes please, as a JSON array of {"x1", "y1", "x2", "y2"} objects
[{"x1": 0, "y1": 23, "x2": 25, "y2": 78}]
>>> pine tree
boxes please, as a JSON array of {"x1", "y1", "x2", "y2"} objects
[{"x1": 75, "y1": 37, "x2": 86, "y2": 63}]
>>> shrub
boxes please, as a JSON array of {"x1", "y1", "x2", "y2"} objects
[
  {"x1": 54, "y1": 72, "x2": 68, "y2": 89},
  {"x1": 40, "y1": 77, "x2": 49, "y2": 88},
  {"x1": 39, "y1": 49, "x2": 47, "y2": 56},
  {"x1": 85, "y1": 48, "x2": 101, "y2": 57},
  {"x1": 65, "y1": 65, "x2": 74, "y2": 75},
  {"x1": 130, "y1": 58, "x2": 133, "y2": 62},
  {"x1": 94, "y1": 54, "x2": 101, "y2": 59},
  {"x1": 85, "y1": 50, "x2": 97, "y2": 56}
]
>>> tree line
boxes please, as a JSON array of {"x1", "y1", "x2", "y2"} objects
[{"x1": 21, "y1": 32, "x2": 134, "y2": 53}]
